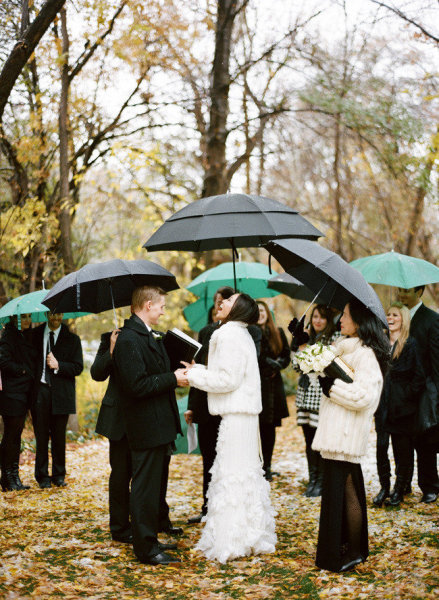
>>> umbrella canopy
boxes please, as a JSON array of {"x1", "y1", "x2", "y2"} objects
[
  {"x1": 267, "y1": 272, "x2": 321, "y2": 303},
  {"x1": 143, "y1": 193, "x2": 323, "y2": 289},
  {"x1": 265, "y1": 239, "x2": 387, "y2": 326},
  {"x1": 42, "y1": 259, "x2": 179, "y2": 315},
  {"x1": 350, "y1": 251, "x2": 439, "y2": 288},
  {"x1": 183, "y1": 298, "x2": 212, "y2": 333},
  {"x1": 0, "y1": 290, "x2": 88, "y2": 327},
  {"x1": 187, "y1": 261, "x2": 280, "y2": 300},
  {"x1": 144, "y1": 194, "x2": 323, "y2": 252}
]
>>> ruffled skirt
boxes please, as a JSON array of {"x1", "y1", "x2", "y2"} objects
[{"x1": 196, "y1": 413, "x2": 277, "y2": 563}]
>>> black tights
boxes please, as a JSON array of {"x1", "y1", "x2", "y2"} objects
[{"x1": 343, "y1": 473, "x2": 363, "y2": 560}]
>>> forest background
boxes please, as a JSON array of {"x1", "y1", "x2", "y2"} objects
[{"x1": 0, "y1": 0, "x2": 438, "y2": 342}]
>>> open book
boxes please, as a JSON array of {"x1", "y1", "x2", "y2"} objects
[
  {"x1": 163, "y1": 328, "x2": 202, "y2": 371},
  {"x1": 323, "y1": 356, "x2": 354, "y2": 383}
]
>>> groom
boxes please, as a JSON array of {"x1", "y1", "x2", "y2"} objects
[{"x1": 112, "y1": 285, "x2": 187, "y2": 565}]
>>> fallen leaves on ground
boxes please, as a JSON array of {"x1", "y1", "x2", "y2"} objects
[{"x1": 1, "y1": 398, "x2": 438, "y2": 599}]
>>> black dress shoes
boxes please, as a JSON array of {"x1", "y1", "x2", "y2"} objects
[
  {"x1": 112, "y1": 534, "x2": 133, "y2": 543},
  {"x1": 187, "y1": 514, "x2": 203, "y2": 524},
  {"x1": 339, "y1": 557, "x2": 363, "y2": 573},
  {"x1": 420, "y1": 492, "x2": 438, "y2": 503},
  {"x1": 158, "y1": 541, "x2": 178, "y2": 551},
  {"x1": 52, "y1": 478, "x2": 67, "y2": 487},
  {"x1": 160, "y1": 525, "x2": 183, "y2": 536},
  {"x1": 141, "y1": 551, "x2": 181, "y2": 565},
  {"x1": 372, "y1": 487, "x2": 390, "y2": 507},
  {"x1": 39, "y1": 480, "x2": 52, "y2": 489}
]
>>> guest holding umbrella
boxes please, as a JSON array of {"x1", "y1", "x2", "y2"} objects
[
  {"x1": 373, "y1": 302, "x2": 425, "y2": 507},
  {"x1": 312, "y1": 299, "x2": 390, "y2": 572},
  {"x1": 256, "y1": 301, "x2": 290, "y2": 481},
  {"x1": 0, "y1": 314, "x2": 36, "y2": 491},
  {"x1": 291, "y1": 305, "x2": 340, "y2": 496}
]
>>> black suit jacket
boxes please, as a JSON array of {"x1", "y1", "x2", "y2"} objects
[
  {"x1": 112, "y1": 314, "x2": 182, "y2": 451},
  {"x1": 0, "y1": 323, "x2": 36, "y2": 416},
  {"x1": 410, "y1": 303, "x2": 439, "y2": 435},
  {"x1": 32, "y1": 323, "x2": 84, "y2": 415},
  {"x1": 92, "y1": 332, "x2": 126, "y2": 441}
]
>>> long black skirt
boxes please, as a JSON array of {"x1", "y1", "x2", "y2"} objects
[{"x1": 315, "y1": 459, "x2": 369, "y2": 572}]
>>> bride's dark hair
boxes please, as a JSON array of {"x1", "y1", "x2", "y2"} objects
[{"x1": 222, "y1": 293, "x2": 259, "y2": 326}]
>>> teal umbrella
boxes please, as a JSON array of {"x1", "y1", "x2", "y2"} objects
[
  {"x1": 0, "y1": 290, "x2": 89, "y2": 328},
  {"x1": 184, "y1": 261, "x2": 280, "y2": 331},
  {"x1": 175, "y1": 395, "x2": 200, "y2": 454},
  {"x1": 183, "y1": 298, "x2": 212, "y2": 332},
  {"x1": 187, "y1": 261, "x2": 280, "y2": 300},
  {"x1": 350, "y1": 251, "x2": 439, "y2": 288}
]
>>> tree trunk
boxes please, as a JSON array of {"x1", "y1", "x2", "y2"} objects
[
  {"x1": 0, "y1": 0, "x2": 67, "y2": 121},
  {"x1": 201, "y1": 0, "x2": 238, "y2": 198},
  {"x1": 58, "y1": 7, "x2": 75, "y2": 273},
  {"x1": 332, "y1": 114, "x2": 345, "y2": 258}
]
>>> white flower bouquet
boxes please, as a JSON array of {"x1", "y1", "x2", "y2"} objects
[
  {"x1": 294, "y1": 342, "x2": 354, "y2": 383},
  {"x1": 293, "y1": 343, "x2": 337, "y2": 376}
]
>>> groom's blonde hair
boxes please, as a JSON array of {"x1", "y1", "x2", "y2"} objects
[{"x1": 132, "y1": 286, "x2": 166, "y2": 311}]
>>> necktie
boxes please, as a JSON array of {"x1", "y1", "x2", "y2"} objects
[{"x1": 46, "y1": 331, "x2": 55, "y2": 386}]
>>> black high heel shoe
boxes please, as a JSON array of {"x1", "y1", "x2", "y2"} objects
[{"x1": 339, "y1": 557, "x2": 364, "y2": 572}]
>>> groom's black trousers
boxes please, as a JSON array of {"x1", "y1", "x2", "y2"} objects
[{"x1": 130, "y1": 443, "x2": 168, "y2": 561}]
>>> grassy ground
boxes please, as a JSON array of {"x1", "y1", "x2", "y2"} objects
[{"x1": 0, "y1": 398, "x2": 438, "y2": 599}]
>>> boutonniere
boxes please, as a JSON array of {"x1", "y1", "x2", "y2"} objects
[{"x1": 152, "y1": 330, "x2": 163, "y2": 340}]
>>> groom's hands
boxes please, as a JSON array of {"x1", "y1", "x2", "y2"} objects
[{"x1": 174, "y1": 368, "x2": 189, "y2": 387}]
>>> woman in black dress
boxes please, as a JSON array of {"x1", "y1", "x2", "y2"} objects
[
  {"x1": 256, "y1": 301, "x2": 290, "y2": 481},
  {"x1": 312, "y1": 299, "x2": 390, "y2": 572},
  {"x1": 373, "y1": 302, "x2": 425, "y2": 507},
  {"x1": 0, "y1": 314, "x2": 36, "y2": 491}
]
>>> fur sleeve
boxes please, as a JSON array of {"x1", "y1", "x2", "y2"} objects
[
  {"x1": 328, "y1": 349, "x2": 382, "y2": 412},
  {"x1": 187, "y1": 328, "x2": 246, "y2": 394}
]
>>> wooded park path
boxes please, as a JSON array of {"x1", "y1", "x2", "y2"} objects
[{"x1": 0, "y1": 398, "x2": 438, "y2": 599}]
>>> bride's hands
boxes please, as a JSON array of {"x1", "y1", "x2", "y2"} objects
[{"x1": 181, "y1": 360, "x2": 195, "y2": 370}]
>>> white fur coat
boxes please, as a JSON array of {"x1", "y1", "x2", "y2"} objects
[
  {"x1": 187, "y1": 321, "x2": 262, "y2": 416},
  {"x1": 312, "y1": 336, "x2": 383, "y2": 463}
]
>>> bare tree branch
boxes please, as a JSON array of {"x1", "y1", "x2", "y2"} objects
[
  {"x1": 0, "y1": 0, "x2": 67, "y2": 120},
  {"x1": 369, "y1": 0, "x2": 439, "y2": 43}
]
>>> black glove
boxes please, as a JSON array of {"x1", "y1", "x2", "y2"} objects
[
  {"x1": 318, "y1": 375, "x2": 335, "y2": 397},
  {"x1": 265, "y1": 357, "x2": 282, "y2": 372},
  {"x1": 288, "y1": 317, "x2": 310, "y2": 350}
]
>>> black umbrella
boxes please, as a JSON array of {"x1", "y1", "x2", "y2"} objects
[
  {"x1": 143, "y1": 193, "x2": 323, "y2": 289},
  {"x1": 265, "y1": 239, "x2": 387, "y2": 326},
  {"x1": 42, "y1": 259, "x2": 179, "y2": 326},
  {"x1": 267, "y1": 272, "x2": 322, "y2": 303}
]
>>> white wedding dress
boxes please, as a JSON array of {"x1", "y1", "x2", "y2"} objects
[
  {"x1": 196, "y1": 413, "x2": 277, "y2": 563},
  {"x1": 187, "y1": 320, "x2": 277, "y2": 563}
]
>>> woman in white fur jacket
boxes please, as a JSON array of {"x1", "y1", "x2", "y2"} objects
[
  {"x1": 182, "y1": 293, "x2": 276, "y2": 564},
  {"x1": 312, "y1": 298, "x2": 390, "y2": 573}
]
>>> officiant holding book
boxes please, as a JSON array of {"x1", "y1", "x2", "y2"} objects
[{"x1": 112, "y1": 285, "x2": 188, "y2": 566}]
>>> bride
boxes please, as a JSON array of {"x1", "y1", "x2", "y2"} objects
[{"x1": 182, "y1": 292, "x2": 276, "y2": 563}]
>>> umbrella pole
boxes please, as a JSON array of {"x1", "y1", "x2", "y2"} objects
[
  {"x1": 231, "y1": 240, "x2": 238, "y2": 291},
  {"x1": 298, "y1": 282, "x2": 328, "y2": 322},
  {"x1": 110, "y1": 282, "x2": 118, "y2": 329}
]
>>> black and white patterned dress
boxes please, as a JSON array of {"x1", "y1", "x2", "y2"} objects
[{"x1": 294, "y1": 332, "x2": 342, "y2": 429}]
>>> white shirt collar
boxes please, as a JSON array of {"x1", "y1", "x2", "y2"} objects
[{"x1": 410, "y1": 301, "x2": 423, "y2": 318}]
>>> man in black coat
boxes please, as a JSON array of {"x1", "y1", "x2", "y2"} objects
[
  {"x1": 399, "y1": 286, "x2": 439, "y2": 503},
  {"x1": 92, "y1": 328, "x2": 182, "y2": 545},
  {"x1": 91, "y1": 329, "x2": 132, "y2": 542},
  {"x1": 112, "y1": 286, "x2": 187, "y2": 565},
  {"x1": 31, "y1": 313, "x2": 83, "y2": 488},
  {"x1": 184, "y1": 286, "x2": 262, "y2": 523}
]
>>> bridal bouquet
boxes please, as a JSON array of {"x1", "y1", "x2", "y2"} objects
[
  {"x1": 294, "y1": 342, "x2": 354, "y2": 383},
  {"x1": 293, "y1": 343, "x2": 337, "y2": 376}
]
